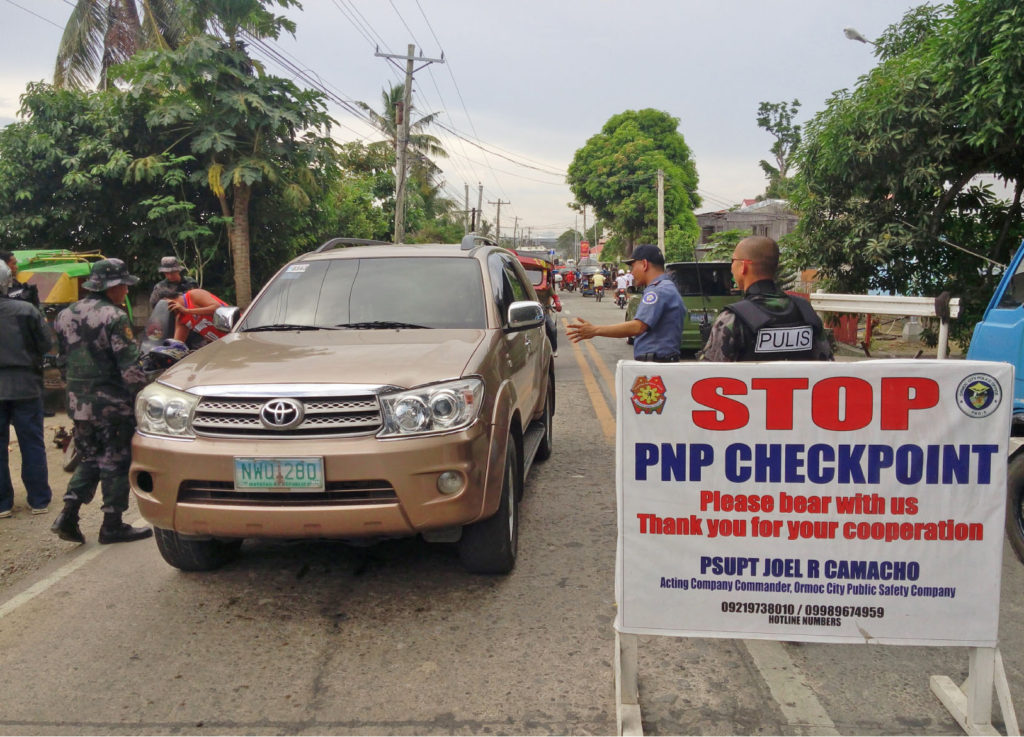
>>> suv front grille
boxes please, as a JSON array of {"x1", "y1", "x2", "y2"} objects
[
  {"x1": 178, "y1": 479, "x2": 398, "y2": 506},
  {"x1": 192, "y1": 396, "x2": 382, "y2": 438}
]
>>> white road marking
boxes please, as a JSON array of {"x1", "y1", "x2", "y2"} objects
[
  {"x1": 0, "y1": 545, "x2": 107, "y2": 621},
  {"x1": 744, "y1": 639, "x2": 839, "y2": 735}
]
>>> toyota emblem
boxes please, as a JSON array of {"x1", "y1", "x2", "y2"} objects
[{"x1": 260, "y1": 398, "x2": 305, "y2": 430}]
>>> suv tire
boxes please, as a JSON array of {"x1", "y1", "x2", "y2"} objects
[
  {"x1": 459, "y1": 439, "x2": 520, "y2": 574},
  {"x1": 155, "y1": 528, "x2": 242, "y2": 572}
]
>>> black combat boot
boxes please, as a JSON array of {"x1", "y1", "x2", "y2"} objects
[
  {"x1": 98, "y1": 512, "x2": 153, "y2": 544},
  {"x1": 51, "y1": 502, "x2": 85, "y2": 544}
]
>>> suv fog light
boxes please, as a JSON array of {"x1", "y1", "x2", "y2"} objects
[{"x1": 437, "y1": 471, "x2": 464, "y2": 495}]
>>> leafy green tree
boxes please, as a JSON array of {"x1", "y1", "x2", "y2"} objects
[
  {"x1": 54, "y1": 0, "x2": 186, "y2": 90},
  {"x1": 567, "y1": 109, "x2": 700, "y2": 253},
  {"x1": 664, "y1": 226, "x2": 696, "y2": 262},
  {"x1": 702, "y1": 229, "x2": 753, "y2": 261},
  {"x1": 0, "y1": 82, "x2": 205, "y2": 274},
  {"x1": 556, "y1": 229, "x2": 579, "y2": 259},
  {"x1": 118, "y1": 28, "x2": 337, "y2": 305},
  {"x1": 756, "y1": 99, "x2": 801, "y2": 199},
  {"x1": 791, "y1": 0, "x2": 1024, "y2": 345}
]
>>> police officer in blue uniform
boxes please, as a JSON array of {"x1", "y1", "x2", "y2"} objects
[{"x1": 566, "y1": 244, "x2": 686, "y2": 361}]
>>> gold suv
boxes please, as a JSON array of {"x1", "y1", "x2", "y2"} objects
[{"x1": 130, "y1": 236, "x2": 555, "y2": 573}]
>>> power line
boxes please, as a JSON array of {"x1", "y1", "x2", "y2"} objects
[
  {"x1": 434, "y1": 122, "x2": 565, "y2": 177},
  {"x1": 3, "y1": 0, "x2": 62, "y2": 29},
  {"x1": 387, "y1": 0, "x2": 421, "y2": 48}
]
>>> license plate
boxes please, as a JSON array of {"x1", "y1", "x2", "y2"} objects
[
  {"x1": 233, "y1": 457, "x2": 325, "y2": 491},
  {"x1": 690, "y1": 311, "x2": 713, "y2": 323}
]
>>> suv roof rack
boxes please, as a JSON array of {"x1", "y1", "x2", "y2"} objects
[
  {"x1": 313, "y1": 237, "x2": 391, "y2": 253},
  {"x1": 461, "y1": 233, "x2": 498, "y2": 250}
]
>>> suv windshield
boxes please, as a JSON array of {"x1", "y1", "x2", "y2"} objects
[{"x1": 242, "y1": 257, "x2": 488, "y2": 330}]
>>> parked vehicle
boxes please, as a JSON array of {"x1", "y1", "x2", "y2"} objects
[
  {"x1": 965, "y1": 237, "x2": 1024, "y2": 562},
  {"x1": 131, "y1": 235, "x2": 555, "y2": 574},
  {"x1": 12, "y1": 249, "x2": 108, "y2": 365}
]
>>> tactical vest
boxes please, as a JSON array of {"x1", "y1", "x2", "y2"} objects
[{"x1": 725, "y1": 296, "x2": 823, "y2": 361}]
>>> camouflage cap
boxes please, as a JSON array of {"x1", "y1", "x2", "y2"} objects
[
  {"x1": 82, "y1": 258, "x2": 140, "y2": 292},
  {"x1": 158, "y1": 256, "x2": 184, "y2": 273}
]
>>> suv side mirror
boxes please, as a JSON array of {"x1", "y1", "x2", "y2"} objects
[
  {"x1": 213, "y1": 305, "x2": 240, "y2": 332},
  {"x1": 506, "y1": 301, "x2": 545, "y2": 331}
]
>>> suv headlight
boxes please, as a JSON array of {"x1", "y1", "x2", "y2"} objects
[
  {"x1": 135, "y1": 383, "x2": 199, "y2": 438},
  {"x1": 378, "y1": 378, "x2": 484, "y2": 437}
]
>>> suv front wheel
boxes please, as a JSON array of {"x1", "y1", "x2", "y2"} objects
[
  {"x1": 154, "y1": 528, "x2": 243, "y2": 572},
  {"x1": 459, "y1": 439, "x2": 520, "y2": 574}
]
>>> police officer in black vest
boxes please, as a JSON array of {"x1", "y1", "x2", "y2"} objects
[
  {"x1": 566, "y1": 244, "x2": 685, "y2": 361},
  {"x1": 699, "y1": 236, "x2": 832, "y2": 362}
]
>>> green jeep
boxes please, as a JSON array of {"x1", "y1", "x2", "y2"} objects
[{"x1": 626, "y1": 261, "x2": 741, "y2": 354}]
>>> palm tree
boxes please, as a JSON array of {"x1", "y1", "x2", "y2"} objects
[
  {"x1": 357, "y1": 83, "x2": 448, "y2": 164},
  {"x1": 54, "y1": 0, "x2": 185, "y2": 90}
]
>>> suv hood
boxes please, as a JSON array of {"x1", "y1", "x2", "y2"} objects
[{"x1": 158, "y1": 330, "x2": 487, "y2": 391}]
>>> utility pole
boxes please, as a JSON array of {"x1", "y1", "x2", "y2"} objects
[
  {"x1": 657, "y1": 168, "x2": 665, "y2": 251},
  {"x1": 375, "y1": 44, "x2": 444, "y2": 243},
  {"x1": 489, "y1": 199, "x2": 509, "y2": 248},
  {"x1": 464, "y1": 183, "x2": 470, "y2": 234},
  {"x1": 476, "y1": 183, "x2": 483, "y2": 233},
  {"x1": 574, "y1": 215, "x2": 579, "y2": 262},
  {"x1": 513, "y1": 217, "x2": 520, "y2": 249},
  {"x1": 582, "y1": 205, "x2": 587, "y2": 258}
]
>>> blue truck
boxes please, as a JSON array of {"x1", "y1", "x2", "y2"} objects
[{"x1": 966, "y1": 238, "x2": 1024, "y2": 562}]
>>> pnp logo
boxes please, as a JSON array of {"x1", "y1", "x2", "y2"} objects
[
  {"x1": 755, "y1": 326, "x2": 812, "y2": 353},
  {"x1": 631, "y1": 375, "x2": 667, "y2": 415}
]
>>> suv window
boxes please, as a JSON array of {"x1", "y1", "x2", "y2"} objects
[
  {"x1": 502, "y1": 258, "x2": 530, "y2": 302},
  {"x1": 243, "y1": 257, "x2": 487, "y2": 329},
  {"x1": 489, "y1": 253, "x2": 530, "y2": 325}
]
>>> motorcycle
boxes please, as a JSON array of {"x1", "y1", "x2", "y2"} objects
[
  {"x1": 595, "y1": 285, "x2": 604, "y2": 302},
  {"x1": 615, "y1": 288, "x2": 628, "y2": 309}
]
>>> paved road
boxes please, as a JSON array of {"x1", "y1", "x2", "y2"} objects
[{"x1": 0, "y1": 288, "x2": 1020, "y2": 735}]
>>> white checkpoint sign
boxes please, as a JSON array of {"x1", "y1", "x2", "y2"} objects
[{"x1": 615, "y1": 360, "x2": 1010, "y2": 646}]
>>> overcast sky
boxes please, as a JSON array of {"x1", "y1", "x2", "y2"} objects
[{"x1": 0, "y1": 0, "x2": 924, "y2": 239}]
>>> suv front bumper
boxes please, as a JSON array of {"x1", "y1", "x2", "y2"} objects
[{"x1": 130, "y1": 422, "x2": 503, "y2": 539}]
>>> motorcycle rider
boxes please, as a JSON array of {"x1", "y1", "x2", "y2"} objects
[
  {"x1": 615, "y1": 269, "x2": 630, "y2": 307},
  {"x1": 166, "y1": 288, "x2": 230, "y2": 346}
]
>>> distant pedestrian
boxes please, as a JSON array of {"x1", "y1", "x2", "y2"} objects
[
  {"x1": 698, "y1": 236, "x2": 832, "y2": 362},
  {"x1": 0, "y1": 261, "x2": 53, "y2": 518},
  {"x1": 566, "y1": 245, "x2": 685, "y2": 362},
  {"x1": 51, "y1": 259, "x2": 152, "y2": 544},
  {"x1": 149, "y1": 256, "x2": 198, "y2": 310}
]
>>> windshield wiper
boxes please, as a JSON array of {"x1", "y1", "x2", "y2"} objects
[
  {"x1": 334, "y1": 321, "x2": 431, "y2": 329},
  {"x1": 242, "y1": 323, "x2": 329, "y2": 332}
]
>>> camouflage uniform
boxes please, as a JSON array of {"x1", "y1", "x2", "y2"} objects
[
  {"x1": 149, "y1": 275, "x2": 198, "y2": 309},
  {"x1": 54, "y1": 262, "x2": 147, "y2": 514},
  {"x1": 699, "y1": 280, "x2": 833, "y2": 362}
]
